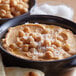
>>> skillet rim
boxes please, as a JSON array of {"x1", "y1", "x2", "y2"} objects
[{"x1": 0, "y1": 15, "x2": 76, "y2": 63}]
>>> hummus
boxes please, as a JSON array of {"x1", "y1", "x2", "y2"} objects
[{"x1": 2, "y1": 23, "x2": 76, "y2": 61}]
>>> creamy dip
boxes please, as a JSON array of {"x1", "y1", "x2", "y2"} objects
[{"x1": 2, "y1": 23, "x2": 76, "y2": 61}]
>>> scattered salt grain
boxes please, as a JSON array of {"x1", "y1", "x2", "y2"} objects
[{"x1": 23, "y1": 36, "x2": 28, "y2": 39}]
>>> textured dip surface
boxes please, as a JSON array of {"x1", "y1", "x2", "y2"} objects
[{"x1": 2, "y1": 23, "x2": 76, "y2": 61}]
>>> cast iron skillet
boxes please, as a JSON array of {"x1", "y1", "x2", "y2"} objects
[
  {"x1": 0, "y1": 0, "x2": 36, "y2": 25},
  {"x1": 0, "y1": 15, "x2": 76, "y2": 76}
]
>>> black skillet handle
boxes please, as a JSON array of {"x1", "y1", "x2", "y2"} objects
[
  {"x1": 0, "y1": 25, "x2": 4, "y2": 53},
  {"x1": 69, "y1": 59, "x2": 76, "y2": 67},
  {"x1": 63, "y1": 58, "x2": 76, "y2": 68},
  {"x1": 0, "y1": 24, "x2": 6, "y2": 38}
]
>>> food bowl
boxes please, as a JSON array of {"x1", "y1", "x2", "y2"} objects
[
  {"x1": 0, "y1": 15, "x2": 76, "y2": 76},
  {"x1": 0, "y1": 0, "x2": 36, "y2": 25}
]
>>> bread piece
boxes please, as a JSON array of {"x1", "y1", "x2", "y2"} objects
[
  {"x1": 5, "y1": 67, "x2": 45, "y2": 76},
  {"x1": 0, "y1": 54, "x2": 6, "y2": 76}
]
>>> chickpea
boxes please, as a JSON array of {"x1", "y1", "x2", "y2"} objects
[
  {"x1": 23, "y1": 44, "x2": 29, "y2": 52},
  {"x1": 52, "y1": 40, "x2": 62, "y2": 47},
  {"x1": 23, "y1": 27, "x2": 30, "y2": 33},
  {"x1": 10, "y1": 7, "x2": 16, "y2": 16},
  {"x1": 2, "y1": 4, "x2": 10, "y2": 11},
  {"x1": 20, "y1": 37, "x2": 28, "y2": 44},
  {"x1": 10, "y1": 0, "x2": 18, "y2": 6},
  {"x1": 42, "y1": 29, "x2": 49, "y2": 34},
  {"x1": 28, "y1": 36, "x2": 34, "y2": 42},
  {"x1": 19, "y1": 30, "x2": 25, "y2": 37},
  {"x1": 14, "y1": 11, "x2": 21, "y2": 16},
  {"x1": 62, "y1": 44, "x2": 70, "y2": 51},
  {"x1": 9, "y1": 43, "x2": 17, "y2": 49},
  {"x1": 30, "y1": 42, "x2": 38, "y2": 48},
  {"x1": 5, "y1": 11, "x2": 13, "y2": 18},
  {"x1": 16, "y1": 4, "x2": 23, "y2": 11},
  {"x1": 42, "y1": 40, "x2": 51, "y2": 47},
  {"x1": 45, "y1": 51, "x2": 54, "y2": 59},
  {"x1": 35, "y1": 36, "x2": 42, "y2": 42},
  {"x1": 22, "y1": 36, "x2": 34, "y2": 44},
  {"x1": 29, "y1": 33, "x2": 36, "y2": 39},
  {"x1": 59, "y1": 32, "x2": 68, "y2": 41},
  {"x1": 57, "y1": 35, "x2": 64, "y2": 41},
  {"x1": 20, "y1": 8, "x2": 28, "y2": 14},
  {"x1": 19, "y1": 2, "x2": 29, "y2": 8},
  {"x1": 16, "y1": 37, "x2": 23, "y2": 47},
  {"x1": 0, "y1": 9, "x2": 6, "y2": 17}
]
